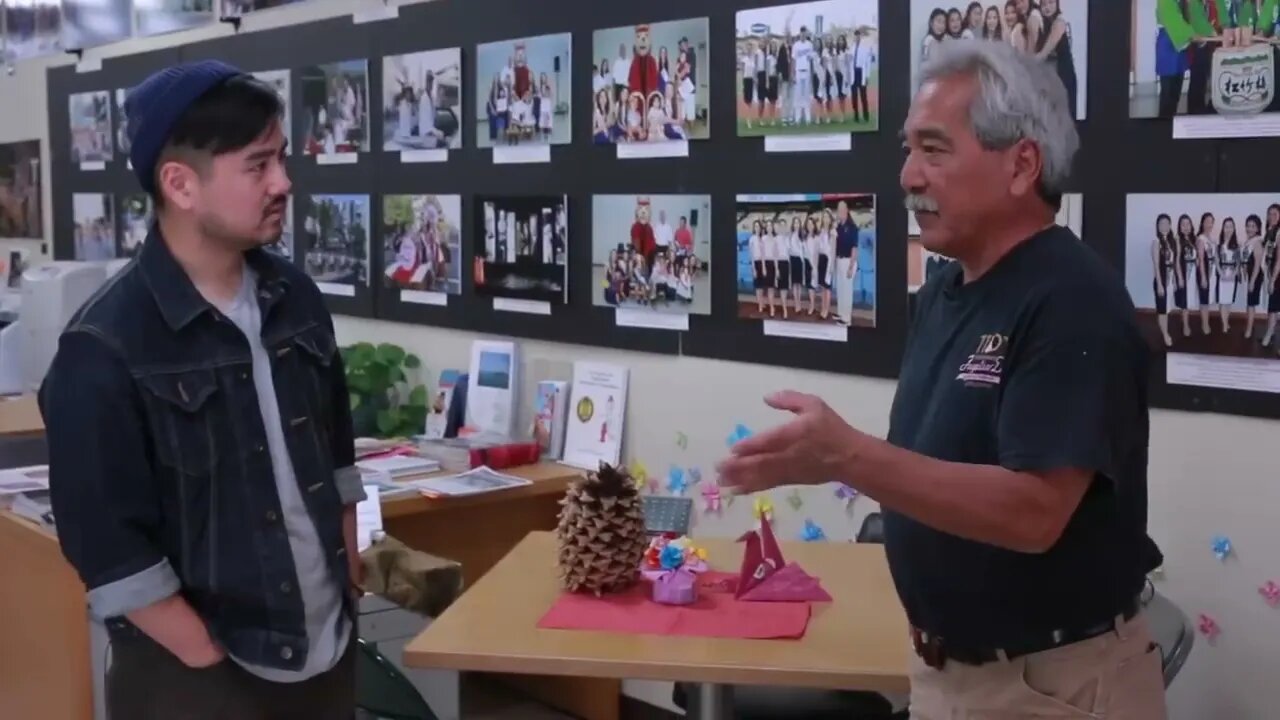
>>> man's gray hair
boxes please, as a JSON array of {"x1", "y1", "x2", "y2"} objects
[{"x1": 918, "y1": 39, "x2": 1079, "y2": 198}]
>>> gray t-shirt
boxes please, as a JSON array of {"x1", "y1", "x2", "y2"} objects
[{"x1": 221, "y1": 265, "x2": 349, "y2": 682}]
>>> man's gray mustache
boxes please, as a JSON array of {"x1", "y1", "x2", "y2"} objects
[{"x1": 904, "y1": 195, "x2": 939, "y2": 213}]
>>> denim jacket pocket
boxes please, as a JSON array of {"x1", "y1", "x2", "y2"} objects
[
  {"x1": 291, "y1": 326, "x2": 336, "y2": 368},
  {"x1": 137, "y1": 369, "x2": 222, "y2": 477}
]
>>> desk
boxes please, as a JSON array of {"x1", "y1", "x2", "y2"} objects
[
  {"x1": 404, "y1": 531, "x2": 911, "y2": 719},
  {"x1": 0, "y1": 394, "x2": 43, "y2": 436}
]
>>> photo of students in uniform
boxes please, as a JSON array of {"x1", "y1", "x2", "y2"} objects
[
  {"x1": 117, "y1": 193, "x2": 151, "y2": 258},
  {"x1": 382, "y1": 194, "x2": 462, "y2": 297},
  {"x1": 591, "y1": 195, "x2": 711, "y2": 315},
  {"x1": 382, "y1": 48, "x2": 463, "y2": 151},
  {"x1": 301, "y1": 194, "x2": 370, "y2": 295},
  {"x1": 907, "y1": 193, "x2": 1083, "y2": 295},
  {"x1": 735, "y1": 0, "x2": 881, "y2": 136},
  {"x1": 591, "y1": 18, "x2": 710, "y2": 144},
  {"x1": 735, "y1": 193, "x2": 876, "y2": 327},
  {"x1": 1130, "y1": 0, "x2": 1280, "y2": 119},
  {"x1": 1125, "y1": 194, "x2": 1280, "y2": 359},
  {"x1": 60, "y1": 0, "x2": 131, "y2": 50},
  {"x1": 68, "y1": 91, "x2": 112, "y2": 165},
  {"x1": 300, "y1": 60, "x2": 369, "y2": 155},
  {"x1": 251, "y1": 70, "x2": 291, "y2": 155},
  {"x1": 72, "y1": 193, "x2": 115, "y2": 261},
  {"x1": 474, "y1": 196, "x2": 568, "y2": 304},
  {"x1": 475, "y1": 33, "x2": 572, "y2": 148},
  {"x1": 0, "y1": 140, "x2": 42, "y2": 240},
  {"x1": 1, "y1": 0, "x2": 62, "y2": 64},
  {"x1": 133, "y1": 0, "x2": 214, "y2": 38},
  {"x1": 219, "y1": 0, "x2": 307, "y2": 16},
  {"x1": 911, "y1": 0, "x2": 1088, "y2": 119}
]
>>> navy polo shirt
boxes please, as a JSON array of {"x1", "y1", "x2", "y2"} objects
[{"x1": 884, "y1": 226, "x2": 1163, "y2": 648}]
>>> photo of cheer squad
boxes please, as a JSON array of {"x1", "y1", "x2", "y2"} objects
[
  {"x1": 476, "y1": 33, "x2": 573, "y2": 147},
  {"x1": 911, "y1": 0, "x2": 1087, "y2": 119},
  {"x1": 1125, "y1": 194, "x2": 1280, "y2": 359},
  {"x1": 735, "y1": 0, "x2": 881, "y2": 136},
  {"x1": 1131, "y1": 0, "x2": 1280, "y2": 119},
  {"x1": 736, "y1": 193, "x2": 877, "y2": 327},
  {"x1": 591, "y1": 18, "x2": 709, "y2": 144},
  {"x1": 382, "y1": 194, "x2": 462, "y2": 297},
  {"x1": 591, "y1": 195, "x2": 711, "y2": 316}
]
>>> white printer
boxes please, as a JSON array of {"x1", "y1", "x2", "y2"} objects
[{"x1": 15, "y1": 261, "x2": 109, "y2": 393}]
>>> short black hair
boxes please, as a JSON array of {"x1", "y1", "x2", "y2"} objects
[{"x1": 152, "y1": 75, "x2": 284, "y2": 206}]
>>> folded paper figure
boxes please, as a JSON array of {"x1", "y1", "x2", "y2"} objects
[
  {"x1": 646, "y1": 565, "x2": 699, "y2": 605},
  {"x1": 641, "y1": 534, "x2": 708, "y2": 605},
  {"x1": 735, "y1": 517, "x2": 832, "y2": 602}
]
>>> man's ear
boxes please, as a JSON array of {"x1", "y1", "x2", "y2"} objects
[
  {"x1": 1007, "y1": 138, "x2": 1044, "y2": 201},
  {"x1": 155, "y1": 158, "x2": 200, "y2": 212}
]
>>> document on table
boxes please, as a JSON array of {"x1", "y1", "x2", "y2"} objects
[
  {"x1": 405, "y1": 465, "x2": 531, "y2": 497},
  {"x1": 356, "y1": 484, "x2": 384, "y2": 552},
  {"x1": 0, "y1": 465, "x2": 49, "y2": 497}
]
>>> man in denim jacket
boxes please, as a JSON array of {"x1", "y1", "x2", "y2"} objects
[{"x1": 39, "y1": 61, "x2": 364, "y2": 718}]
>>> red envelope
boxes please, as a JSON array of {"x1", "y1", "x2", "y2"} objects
[{"x1": 735, "y1": 519, "x2": 831, "y2": 602}]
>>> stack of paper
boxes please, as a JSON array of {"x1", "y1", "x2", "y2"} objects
[
  {"x1": 356, "y1": 454, "x2": 441, "y2": 478},
  {"x1": 405, "y1": 466, "x2": 531, "y2": 497},
  {"x1": 0, "y1": 465, "x2": 49, "y2": 497}
]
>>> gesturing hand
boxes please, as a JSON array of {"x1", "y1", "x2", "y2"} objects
[{"x1": 715, "y1": 390, "x2": 862, "y2": 496}]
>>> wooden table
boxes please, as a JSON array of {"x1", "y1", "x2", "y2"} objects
[
  {"x1": 404, "y1": 530, "x2": 911, "y2": 719},
  {"x1": 0, "y1": 395, "x2": 43, "y2": 437}
]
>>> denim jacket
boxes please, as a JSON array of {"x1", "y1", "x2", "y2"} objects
[{"x1": 38, "y1": 228, "x2": 362, "y2": 672}]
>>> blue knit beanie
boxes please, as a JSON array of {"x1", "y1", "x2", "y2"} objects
[{"x1": 125, "y1": 60, "x2": 244, "y2": 194}]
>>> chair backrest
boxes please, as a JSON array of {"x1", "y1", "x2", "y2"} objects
[
  {"x1": 355, "y1": 638, "x2": 439, "y2": 720},
  {"x1": 1141, "y1": 590, "x2": 1195, "y2": 687},
  {"x1": 856, "y1": 512, "x2": 885, "y2": 545}
]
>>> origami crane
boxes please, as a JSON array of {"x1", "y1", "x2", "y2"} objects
[
  {"x1": 667, "y1": 466, "x2": 688, "y2": 495},
  {"x1": 753, "y1": 495, "x2": 774, "y2": 521},
  {"x1": 801, "y1": 519, "x2": 826, "y2": 542},
  {"x1": 735, "y1": 516, "x2": 831, "y2": 602},
  {"x1": 726, "y1": 423, "x2": 753, "y2": 448},
  {"x1": 1197, "y1": 613, "x2": 1221, "y2": 641},
  {"x1": 688, "y1": 467, "x2": 702, "y2": 484},
  {"x1": 675, "y1": 431, "x2": 688, "y2": 450},
  {"x1": 787, "y1": 489, "x2": 803, "y2": 511},
  {"x1": 700, "y1": 483, "x2": 722, "y2": 513},
  {"x1": 1260, "y1": 581, "x2": 1280, "y2": 608},
  {"x1": 1211, "y1": 534, "x2": 1233, "y2": 561},
  {"x1": 835, "y1": 484, "x2": 858, "y2": 508}
]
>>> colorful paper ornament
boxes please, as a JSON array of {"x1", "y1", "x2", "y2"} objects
[
  {"x1": 1259, "y1": 581, "x2": 1280, "y2": 608},
  {"x1": 753, "y1": 495, "x2": 774, "y2": 521},
  {"x1": 801, "y1": 519, "x2": 826, "y2": 542},
  {"x1": 1211, "y1": 534, "x2": 1233, "y2": 561},
  {"x1": 629, "y1": 460, "x2": 648, "y2": 486},
  {"x1": 688, "y1": 467, "x2": 702, "y2": 484},
  {"x1": 1197, "y1": 613, "x2": 1221, "y2": 642},
  {"x1": 675, "y1": 431, "x2": 688, "y2": 450},
  {"x1": 835, "y1": 484, "x2": 858, "y2": 508},
  {"x1": 786, "y1": 489, "x2": 803, "y2": 511},
  {"x1": 700, "y1": 483, "x2": 722, "y2": 513},
  {"x1": 666, "y1": 466, "x2": 688, "y2": 496},
  {"x1": 726, "y1": 423, "x2": 753, "y2": 447}
]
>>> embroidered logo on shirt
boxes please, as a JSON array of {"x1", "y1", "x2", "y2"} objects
[{"x1": 956, "y1": 333, "x2": 1008, "y2": 387}]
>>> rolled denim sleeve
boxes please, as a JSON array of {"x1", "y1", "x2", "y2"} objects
[
  {"x1": 38, "y1": 328, "x2": 179, "y2": 619},
  {"x1": 326, "y1": 328, "x2": 365, "y2": 506}
]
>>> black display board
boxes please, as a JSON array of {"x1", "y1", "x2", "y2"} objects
[{"x1": 40, "y1": 0, "x2": 1280, "y2": 420}]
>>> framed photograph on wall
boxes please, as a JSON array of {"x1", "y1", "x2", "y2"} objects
[
  {"x1": 300, "y1": 60, "x2": 370, "y2": 158},
  {"x1": 909, "y1": 0, "x2": 1088, "y2": 120},
  {"x1": 381, "y1": 194, "x2": 463, "y2": 306},
  {"x1": 0, "y1": 140, "x2": 43, "y2": 240},
  {"x1": 474, "y1": 195, "x2": 568, "y2": 313},
  {"x1": 133, "y1": 0, "x2": 215, "y2": 38},
  {"x1": 734, "y1": 193, "x2": 877, "y2": 342},
  {"x1": 301, "y1": 194, "x2": 371, "y2": 298},
  {"x1": 60, "y1": 0, "x2": 132, "y2": 50},
  {"x1": 1, "y1": 0, "x2": 63, "y2": 63},
  {"x1": 475, "y1": 32, "x2": 572, "y2": 161},
  {"x1": 250, "y1": 70, "x2": 292, "y2": 155},
  {"x1": 72, "y1": 193, "x2": 116, "y2": 261},
  {"x1": 117, "y1": 193, "x2": 151, "y2": 258},
  {"x1": 68, "y1": 91, "x2": 113, "y2": 167},
  {"x1": 382, "y1": 48, "x2": 463, "y2": 158},
  {"x1": 1124, "y1": 194, "x2": 1280, "y2": 394},
  {"x1": 590, "y1": 17, "x2": 710, "y2": 154}
]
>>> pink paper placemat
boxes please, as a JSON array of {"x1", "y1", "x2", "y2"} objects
[{"x1": 536, "y1": 572, "x2": 812, "y2": 639}]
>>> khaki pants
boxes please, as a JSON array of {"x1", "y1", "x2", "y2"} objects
[{"x1": 909, "y1": 613, "x2": 1168, "y2": 719}]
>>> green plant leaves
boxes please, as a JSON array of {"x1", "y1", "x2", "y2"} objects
[
  {"x1": 343, "y1": 341, "x2": 426, "y2": 439},
  {"x1": 376, "y1": 407, "x2": 401, "y2": 436},
  {"x1": 404, "y1": 353, "x2": 421, "y2": 369},
  {"x1": 375, "y1": 343, "x2": 406, "y2": 366},
  {"x1": 407, "y1": 384, "x2": 428, "y2": 408}
]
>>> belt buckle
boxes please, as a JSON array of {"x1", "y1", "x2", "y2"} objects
[{"x1": 911, "y1": 627, "x2": 947, "y2": 670}]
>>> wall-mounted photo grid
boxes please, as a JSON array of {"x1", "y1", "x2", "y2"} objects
[
  {"x1": 474, "y1": 196, "x2": 568, "y2": 312},
  {"x1": 68, "y1": 91, "x2": 112, "y2": 167},
  {"x1": 2, "y1": 1, "x2": 63, "y2": 64},
  {"x1": 301, "y1": 194, "x2": 370, "y2": 297},
  {"x1": 906, "y1": 193, "x2": 1084, "y2": 295},
  {"x1": 735, "y1": 193, "x2": 877, "y2": 343},
  {"x1": 1125, "y1": 195, "x2": 1280, "y2": 395},
  {"x1": 590, "y1": 18, "x2": 710, "y2": 146},
  {"x1": 592, "y1": 195, "x2": 711, "y2": 330},
  {"x1": 0, "y1": 141, "x2": 42, "y2": 241},
  {"x1": 382, "y1": 49, "x2": 464, "y2": 154},
  {"x1": 475, "y1": 33, "x2": 573, "y2": 151},
  {"x1": 735, "y1": 0, "x2": 881, "y2": 152},
  {"x1": 1130, "y1": 0, "x2": 1280, "y2": 137},
  {"x1": 300, "y1": 60, "x2": 370, "y2": 157},
  {"x1": 382, "y1": 194, "x2": 462, "y2": 306},
  {"x1": 910, "y1": 0, "x2": 1088, "y2": 119},
  {"x1": 61, "y1": 0, "x2": 132, "y2": 51}
]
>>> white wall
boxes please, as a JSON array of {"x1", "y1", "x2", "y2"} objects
[{"x1": 1, "y1": 1, "x2": 1278, "y2": 717}]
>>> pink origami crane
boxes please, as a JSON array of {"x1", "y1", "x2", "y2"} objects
[
  {"x1": 735, "y1": 517, "x2": 831, "y2": 602},
  {"x1": 1259, "y1": 581, "x2": 1280, "y2": 608},
  {"x1": 701, "y1": 483, "x2": 722, "y2": 513},
  {"x1": 1197, "y1": 613, "x2": 1221, "y2": 641}
]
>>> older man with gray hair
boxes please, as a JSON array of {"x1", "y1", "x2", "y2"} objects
[{"x1": 716, "y1": 39, "x2": 1167, "y2": 718}]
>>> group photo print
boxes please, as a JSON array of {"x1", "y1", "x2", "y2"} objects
[
  {"x1": 0, "y1": 140, "x2": 42, "y2": 240},
  {"x1": 72, "y1": 193, "x2": 115, "y2": 262},
  {"x1": 1125, "y1": 194, "x2": 1280, "y2": 359},
  {"x1": 382, "y1": 48, "x2": 463, "y2": 152},
  {"x1": 382, "y1": 194, "x2": 463, "y2": 299},
  {"x1": 906, "y1": 193, "x2": 1085, "y2": 295},
  {"x1": 2, "y1": 0, "x2": 62, "y2": 64},
  {"x1": 68, "y1": 90, "x2": 113, "y2": 165},
  {"x1": 734, "y1": 0, "x2": 881, "y2": 137},
  {"x1": 910, "y1": 0, "x2": 1088, "y2": 119},
  {"x1": 1130, "y1": 0, "x2": 1280, "y2": 119},
  {"x1": 473, "y1": 195, "x2": 569, "y2": 304},
  {"x1": 475, "y1": 32, "x2": 573, "y2": 148},
  {"x1": 590, "y1": 194, "x2": 712, "y2": 316},
  {"x1": 301, "y1": 194, "x2": 371, "y2": 296},
  {"x1": 59, "y1": 0, "x2": 131, "y2": 50},
  {"x1": 590, "y1": 17, "x2": 710, "y2": 144},
  {"x1": 735, "y1": 193, "x2": 878, "y2": 328},
  {"x1": 300, "y1": 60, "x2": 370, "y2": 155}
]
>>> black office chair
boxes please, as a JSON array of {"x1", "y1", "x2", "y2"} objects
[
  {"x1": 1141, "y1": 584, "x2": 1195, "y2": 687},
  {"x1": 671, "y1": 512, "x2": 902, "y2": 719},
  {"x1": 354, "y1": 638, "x2": 439, "y2": 720}
]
